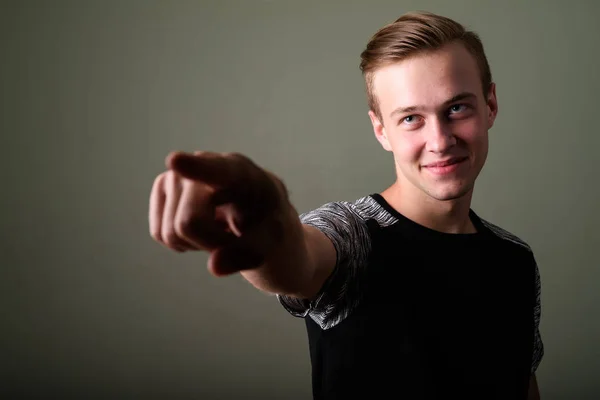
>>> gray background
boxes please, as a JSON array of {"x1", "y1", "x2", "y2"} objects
[{"x1": 1, "y1": 0, "x2": 599, "y2": 399}]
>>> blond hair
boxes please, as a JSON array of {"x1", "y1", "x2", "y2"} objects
[{"x1": 360, "y1": 11, "x2": 492, "y2": 121}]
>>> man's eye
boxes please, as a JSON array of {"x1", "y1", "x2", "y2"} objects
[
  {"x1": 404, "y1": 115, "x2": 417, "y2": 123},
  {"x1": 450, "y1": 104, "x2": 466, "y2": 113}
]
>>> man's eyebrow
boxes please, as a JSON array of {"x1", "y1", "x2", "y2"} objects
[
  {"x1": 389, "y1": 92, "x2": 478, "y2": 118},
  {"x1": 444, "y1": 92, "x2": 477, "y2": 106}
]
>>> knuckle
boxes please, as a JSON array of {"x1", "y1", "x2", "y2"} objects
[
  {"x1": 163, "y1": 230, "x2": 179, "y2": 247},
  {"x1": 174, "y1": 217, "x2": 194, "y2": 238},
  {"x1": 225, "y1": 152, "x2": 251, "y2": 164},
  {"x1": 265, "y1": 170, "x2": 283, "y2": 187},
  {"x1": 261, "y1": 170, "x2": 286, "y2": 198},
  {"x1": 150, "y1": 230, "x2": 162, "y2": 242}
]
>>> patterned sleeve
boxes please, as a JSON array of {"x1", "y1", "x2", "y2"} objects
[
  {"x1": 531, "y1": 260, "x2": 544, "y2": 373},
  {"x1": 277, "y1": 201, "x2": 371, "y2": 330}
]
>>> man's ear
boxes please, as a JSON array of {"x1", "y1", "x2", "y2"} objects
[
  {"x1": 369, "y1": 110, "x2": 392, "y2": 152},
  {"x1": 486, "y1": 82, "x2": 498, "y2": 129}
]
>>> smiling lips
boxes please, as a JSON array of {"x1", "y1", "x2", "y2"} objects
[{"x1": 422, "y1": 156, "x2": 468, "y2": 175}]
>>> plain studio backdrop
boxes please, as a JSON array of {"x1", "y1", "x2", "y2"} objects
[{"x1": 1, "y1": 0, "x2": 599, "y2": 399}]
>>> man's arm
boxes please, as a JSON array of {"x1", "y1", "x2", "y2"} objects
[
  {"x1": 240, "y1": 221, "x2": 337, "y2": 300},
  {"x1": 528, "y1": 373, "x2": 540, "y2": 400},
  {"x1": 275, "y1": 199, "x2": 374, "y2": 329},
  {"x1": 149, "y1": 150, "x2": 337, "y2": 300}
]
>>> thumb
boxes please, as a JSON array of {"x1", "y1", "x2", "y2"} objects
[{"x1": 207, "y1": 245, "x2": 265, "y2": 276}]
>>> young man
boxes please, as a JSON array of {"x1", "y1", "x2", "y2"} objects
[{"x1": 149, "y1": 11, "x2": 543, "y2": 399}]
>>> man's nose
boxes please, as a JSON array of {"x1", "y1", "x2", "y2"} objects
[{"x1": 424, "y1": 118, "x2": 456, "y2": 153}]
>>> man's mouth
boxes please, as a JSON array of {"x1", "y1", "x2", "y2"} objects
[{"x1": 423, "y1": 157, "x2": 468, "y2": 168}]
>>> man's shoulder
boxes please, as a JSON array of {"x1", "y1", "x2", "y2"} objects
[
  {"x1": 301, "y1": 194, "x2": 377, "y2": 216},
  {"x1": 478, "y1": 216, "x2": 533, "y2": 254},
  {"x1": 300, "y1": 194, "x2": 398, "y2": 228}
]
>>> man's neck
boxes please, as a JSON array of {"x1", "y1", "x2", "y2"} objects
[{"x1": 381, "y1": 182, "x2": 476, "y2": 234}]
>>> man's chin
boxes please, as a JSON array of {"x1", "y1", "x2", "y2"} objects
[
  {"x1": 437, "y1": 193, "x2": 468, "y2": 202},
  {"x1": 425, "y1": 184, "x2": 473, "y2": 202}
]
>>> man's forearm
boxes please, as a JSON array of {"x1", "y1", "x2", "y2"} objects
[{"x1": 241, "y1": 217, "x2": 335, "y2": 300}]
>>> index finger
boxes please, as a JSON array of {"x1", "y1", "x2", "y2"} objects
[{"x1": 166, "y1": 151, "x2": 248, "y2": 187}]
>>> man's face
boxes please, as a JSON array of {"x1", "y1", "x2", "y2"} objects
[{"x1": 369, "y1": 41, "x2": 498, "y2": 202}]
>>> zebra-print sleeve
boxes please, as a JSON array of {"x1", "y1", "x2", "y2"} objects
[
  {"x1": 531, "y1": 261, "x2": 544, "y2": 373},
  {"x1": 277, "y1": 201, "x2": 371, "y2": 330}
]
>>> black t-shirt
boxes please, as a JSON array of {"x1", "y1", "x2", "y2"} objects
[{"x1": 278, "y1": 194, "x2": 543, "y2": 399}]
